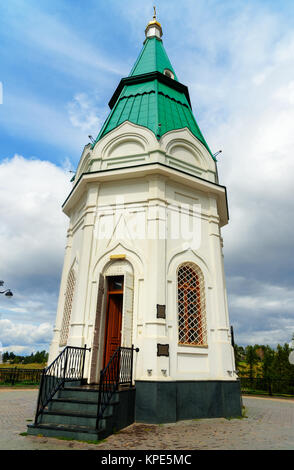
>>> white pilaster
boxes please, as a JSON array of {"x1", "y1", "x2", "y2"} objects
[
  {"x1": 69, "y1": 184, "x2": 99, "y2": 347},
  {"x1": 48, "y1": 227, "x2": 73, "y2": 363}
]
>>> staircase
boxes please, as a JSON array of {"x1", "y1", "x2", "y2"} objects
[
  {"x1": 28, "y1": 384, "x2": 136, "y2": 441},
  {"x1": 27, "y1": 346, "x2": 138, "y2": 442}
]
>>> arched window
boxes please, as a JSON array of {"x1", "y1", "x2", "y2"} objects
[
  {"x1": 177, "y1": 262, "x2": 207, "y2": 346},
  {"x1": 59, "y1": 268, "x2": 76, "y2": 346},
  {"x1": 163, "y1": 68, "x2": 174, "y2": 80}
]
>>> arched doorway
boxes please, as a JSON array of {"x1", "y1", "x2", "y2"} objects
[
  {"x1": 103, "y1": 275, "x2": 124, "y2": 367},
  {"x1": 89, "y1": 259, "x2": 134, "y2": 383}
]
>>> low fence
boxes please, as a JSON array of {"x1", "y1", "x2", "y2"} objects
[
  {"x1": 0, "y1": 368, "x2": 43, "y2": 385},
  {"x1": 240, "y1": 376, "x2": 294, "y2": 397}
]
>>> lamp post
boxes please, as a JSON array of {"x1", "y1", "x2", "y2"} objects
[{"x1": 0, "y1": 281, "x2": 13, "y2": 297}]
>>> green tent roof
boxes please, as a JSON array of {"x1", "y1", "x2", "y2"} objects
[
  {"x1": 129, "y1": 37, "x2": 178, "y2": 80},
  {"x1": 94, "y1": 37, "x2": 214, "y2": 160}
]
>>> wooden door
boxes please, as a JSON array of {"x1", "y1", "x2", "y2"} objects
[{"x1": 103, "y1": 276, "x2": 124, "y2": 367}]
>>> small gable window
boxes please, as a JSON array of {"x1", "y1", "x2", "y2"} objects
[{"x1": 163, "y1": 69, "x2": 174, "y2": 80}]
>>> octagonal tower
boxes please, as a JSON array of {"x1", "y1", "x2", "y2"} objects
[{"x1": 49, "y1": 14, "x2": 241, "y2": 422}]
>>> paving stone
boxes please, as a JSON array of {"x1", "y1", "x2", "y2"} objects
[{"x1": 1, "y1": 390, "x2": 294, "y2": 450}]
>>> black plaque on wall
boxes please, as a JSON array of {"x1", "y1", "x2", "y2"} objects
[
  {"x1": 157, "y1": 344, "x2": 169, "y2": 357},
  {"x1": 157, "y1": 304, "x2": 166, "y2": 319}
]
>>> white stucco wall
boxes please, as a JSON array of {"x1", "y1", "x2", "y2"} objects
[{"x1": 49, "y1": 123, "x2": 236, "y2": 383}]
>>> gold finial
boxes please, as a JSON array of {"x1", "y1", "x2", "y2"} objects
[{"x1": 145, "y1": 5, "x2": 162, "y2": 40}]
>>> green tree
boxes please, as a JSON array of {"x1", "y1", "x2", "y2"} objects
[
  {"x1": 9, "y1": 352, "x2": 16, "y2": 363},
  {"x1": 245, "y1": 345, "x2": 259, "y2": 382},
  {"x1": 33, "y1": 350, "x2": 48, "y2": 364},
  {"x1": 2, "y1": 352, "x2": 9, "y2": 362},
  {"x1": 260, "y1": 345, "x2": 275, "y2": 395},
  {"x1": 274, "y1": 343, "x2": 294, "y2": 380},
  {"x1": 261, "y1": 346, "x2": 275, "y2": 378},
  {"x1": 1, "y1": 350, "x2": 49, "y2": 365},
  {"x1": 233, "y1": 344, "x2": 245, "y2": 369}
]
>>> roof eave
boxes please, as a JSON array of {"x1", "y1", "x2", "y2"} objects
[
  {"x1": 62, "y1": 162, "x2": 229, "y2": 226},
  {"x1": 108, "y1": 71, "x2": 192, "y2": 110}
]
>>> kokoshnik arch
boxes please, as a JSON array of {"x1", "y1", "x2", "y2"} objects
[{"x1": 48, "y1": 13, "x2": 242, "y2": 423}]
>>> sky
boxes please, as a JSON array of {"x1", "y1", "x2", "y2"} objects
[{"x1": 0, "y1": 0, "x2": 294, "y2": 354}]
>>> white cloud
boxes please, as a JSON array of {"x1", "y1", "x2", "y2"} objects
[
  {"x1": 0, "y1": 90, "x2": 88, "y2": 154},
  {"x1": 162, "y1": 0, "x2": 294, "y2": 346},
  {"x1": 236, "y1": 328, "x2": 294, "y2": 348},
  {"x1": 1, "y1": 0, "x2": 126, "y2": 77},
  {"x1": 0, "y1": 155, "x2": 71, "y2": 280},
  {"x1": 1, "y1": 0, "x2": 294, "y2": 350},
  {"x1": 0, "y1": 87, "x2": 108, "y2": 159},
  {"x1": 0, "y1": 319, "x2": 52, "y2": 351},
  {"x1": 0, "y1": 155, "x2": 72, "y2": 352},
  {"x1": 0, "y1": 1, "x2": 124, "y2": 157},
  {"x1": 67, "y1": 93, "x2": 107, "y2": 135},
  {"x1": 230, "y1": 282, "x2": 294, "y2": 313}
]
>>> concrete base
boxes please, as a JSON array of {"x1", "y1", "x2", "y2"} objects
[{"x1": 135, "y1": 380, "x2": 242, "y2": 423}]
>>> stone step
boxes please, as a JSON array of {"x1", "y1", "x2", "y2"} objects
[
  {"x1": 48, "y1": 398, "x2": 114, "y2": 417},
  {"x1": 58, "y1": 387, "x2": 99, "y2": 402},
  {"x1": 40, "y1": 410, "x2": 105, "y2": 428},
  {"x1": 49, "y1": 397, "x2": 97, "y2": 413},
  {"x1": 27, "y1": 387, "x2": 135, "y2": 442},
  {"x1": 27, "y1": 423, "x2": 107, "y2": 442},
  {"x1": 58, "y1": 387, "x2": 119, "y2": 404}
]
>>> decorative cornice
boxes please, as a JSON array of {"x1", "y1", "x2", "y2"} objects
[
  {"x1": 108, "y1": 71, "x2": 192, "y2": 110},
  {"x1": 62, "y1": 162, "x2": 229, "y2": 226}
]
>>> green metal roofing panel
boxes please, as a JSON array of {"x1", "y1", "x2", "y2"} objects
[
  {"x1": 121, "y1": 80, "x2": 157, "y2": 97},
  {"x1": 98, "y1": 92, "x2": 158, "y2": 138},
  {"x1": 157, "y1": 82, "x2": 189, "y2": 106},
  {"x1": 157, "y1": 93, "x2": 210, "y2": 149},
  {"x1": 94, "y1": 36, "x2": 215, "y2": 160},
  {"x1": 129, "y1": 38, "x2": 178, "y2": 80},
  {"x1": 97, "y1": 89, "x2": 212, "y2": 155}
]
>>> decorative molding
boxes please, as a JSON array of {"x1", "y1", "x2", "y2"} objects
[{"x1": 110, "y1": 254, "x2": 126, "y2": 260}]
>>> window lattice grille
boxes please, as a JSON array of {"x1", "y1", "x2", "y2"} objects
[
  {"x1": 59, "y1": 269, "x2": 76, "y2": 346},
  {"x1": 177, "y1": 262, "x2": 207, "y2": 346}
]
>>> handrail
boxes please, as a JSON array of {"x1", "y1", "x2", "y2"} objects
[
  {"x1": 34, "y1": 345, "x2": 90, "y2": 424},
  {"x1": 96, "y1": 345, "x2": 139, "y2": 429}
]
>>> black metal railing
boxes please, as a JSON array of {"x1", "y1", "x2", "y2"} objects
[
  {"x1": 0, "y1": 368, "x2": 43, "y2": 385},
  {"x1": 34, "y1": 345, "x2": 90, "y2": 424},
  {"x1": 240, "y1": 376, "x2": 294, "y2": 397},
  {"x1": 96, "y1": 345, "x2": 139, "y2": 429}
]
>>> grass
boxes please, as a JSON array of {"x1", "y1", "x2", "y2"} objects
[
  {"x1": 0, "y1": 363, "x2": 45, "y2": 369},
  {"x1": 0, "y1": 383, "x2": 39, "y2": 388},
  {"x1": 242, "y1": 405, "x2": 248, "y2": 418},
  {"x1": 0, "y1": 364, "x2": 42, "y2": 387},
  {"x1": 242, "y1": 388, "x2": 294, "y2": 399},
  {"x1": 226, "y1": 406, "x2": 248, "y2": 420}
]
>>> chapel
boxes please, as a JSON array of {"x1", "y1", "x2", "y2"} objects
[{"x1": 28, "y1": 11, "x2": 241, "y2": 441}]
